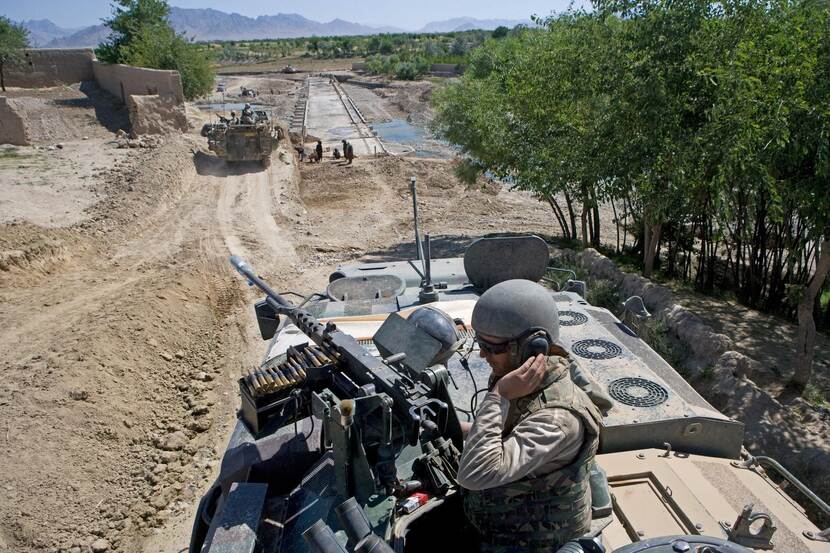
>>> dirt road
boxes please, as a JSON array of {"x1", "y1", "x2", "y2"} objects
[{"x1": 0, "y1": 123, "x2": 307, "y2": 553}]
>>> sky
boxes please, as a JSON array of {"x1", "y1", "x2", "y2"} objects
[{"x1": 0, "y1": 0, "x2": 577, "y2": 30}]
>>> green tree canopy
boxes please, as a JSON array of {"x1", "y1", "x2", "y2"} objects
[
  {"x1": 0, "y1": 16, "x2": 29, "y2": 92},
  {"x1": 433, "y1": 0, "x2": 830, "y2": 389}
]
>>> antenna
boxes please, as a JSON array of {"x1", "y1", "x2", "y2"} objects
[
  {"x1": 410, "y1": 176, "x2": 424, "y2": 264},
  {"x1": 419, "y1": 232, "x2": 439, "y2": 303}
]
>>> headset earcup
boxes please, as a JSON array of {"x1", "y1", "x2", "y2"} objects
[{"x1": 519, "y1": 332, "x2": 551, "y2": 363}]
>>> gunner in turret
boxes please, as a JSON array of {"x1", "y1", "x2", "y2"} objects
[{"x1": 459, "y1": 279, "x2": 603, "y2": 553}]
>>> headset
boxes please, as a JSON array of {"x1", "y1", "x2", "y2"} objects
[{"x1": 510, "y1": 328, "x2": 554, "y2": 366}]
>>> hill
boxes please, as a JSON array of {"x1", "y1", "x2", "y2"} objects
[
  {"x1": 20, "y1": 19, "x2": 82, "y2": 47},
  {"x1": 418, "y1": 17, "x2": 531, "y2": 33},
  {"x1": 43, "y1": 8, "x2": 405, "y2": 47},
  {"x1": 29, "y1": 10, "x2": 534, "y2": 48}
]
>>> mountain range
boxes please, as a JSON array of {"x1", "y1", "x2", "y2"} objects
[{"x1": 21, "y1": 8, "x2": 529, "y2": 48}]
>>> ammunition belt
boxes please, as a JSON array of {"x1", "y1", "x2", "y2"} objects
[{"x1": 242, "y1": 344, "x2": 334, "y2": 398}]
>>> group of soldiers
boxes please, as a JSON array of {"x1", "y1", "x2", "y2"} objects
[
  {"x1": 226, "y1": 103, "x2": 256, "y2": 126},
  {"x1": 305, "y1": 139, "x2": 355, "y2": 165}
]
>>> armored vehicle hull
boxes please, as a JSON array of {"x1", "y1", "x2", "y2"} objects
[
  {"x1": 190, "y1": 236, "x2": 830, "y2": 553},
  {"x1": 201, "y1": 111, "x2": 281, "y2": 166}
]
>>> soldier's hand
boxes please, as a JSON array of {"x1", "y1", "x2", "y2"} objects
[{"x1": 495, "y1": 354, "x2": 547, "y2": 400}]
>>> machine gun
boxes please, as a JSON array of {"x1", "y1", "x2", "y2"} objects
[{"x1": 230, "y1": 256, "x2": 463, "y2": 501}]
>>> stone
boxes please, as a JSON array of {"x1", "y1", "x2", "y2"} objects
[
  {"x1": 189, "y1": 418, "x2": 212, "y2": 433},
  {"x1": 160, "y1": 352, "x2": 173, "y2": 362},
  {"x1": 91, "y1": 538, "x2": 110, "y2": 552},
  {"x1": 158, "y1": 430, "x2": 188, "y2": 451}
]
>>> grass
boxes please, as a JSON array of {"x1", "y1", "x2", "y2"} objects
[
  {"x1": 803, "y1": 383, "x2": 829, "y2": 407},
  {"x1": 0, "y1": 148, "x2": 27, "y2": 160},
  {"x1": 0, "y1": 148, "x2": 44, "y2": 170}
]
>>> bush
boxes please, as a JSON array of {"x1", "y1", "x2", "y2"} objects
[
  {"x1": 586, "y1": 279, "x2": 621, "y2": 313},
  {"x1": 640, "y1": 318, "x2": 690, "y2": 369}
]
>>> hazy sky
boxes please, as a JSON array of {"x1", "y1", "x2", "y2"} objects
[{"x1": 1, "y1": 0, "x2": 577, "y2": 30}]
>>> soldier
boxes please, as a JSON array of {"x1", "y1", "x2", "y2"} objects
[
  {"x1": 345, "y1": 141, "x2": 355, "y2": 165},
  {"x1": 315, "y1": 140, "x2": 323, "y2": 163},
  {"x1": 241, "y1": 103, "x2": 254, "y2": 124},
  {"x1": 459, "y1": 279, "x2": 603, "y2": 553}
]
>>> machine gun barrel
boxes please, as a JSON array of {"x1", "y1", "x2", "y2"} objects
[{"x1": 229, "y1": 255, "x2": 443, "y2": 444}]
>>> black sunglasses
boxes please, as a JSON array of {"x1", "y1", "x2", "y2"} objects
[{"x1": 475, "y1": 334, "x2": 510, "y2": 355}]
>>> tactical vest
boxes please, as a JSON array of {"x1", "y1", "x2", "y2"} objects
[{"x1": 464, "y1": 356, "x2": 602, "y2": 553}]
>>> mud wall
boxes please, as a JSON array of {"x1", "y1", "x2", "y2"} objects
[
  {"x1": 128, "y1": 94, "x2": 187, "y2": 135},
  {"x1": 5, "y1": 49, "x2": 95, "y2": 88},
  {"x1": 92, "y1": 62, "x2": 184, "y2": 104},
  {"x1": 0, "y1": 98, "x2": 29, "y2": 145}
]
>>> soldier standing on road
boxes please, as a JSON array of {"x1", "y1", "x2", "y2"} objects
[
  {"x1": 315, "y1": 140, "x2": 323, "y2": 163},
  {"x1": 345, "y1": 141, "x2": 355, "y2": 165},
  {"x1": 341, "y1": 140, "x2": 353, "y2": 165},
  {"x1": 458, "y1": 279, "x2": 607, "y2": 553}
]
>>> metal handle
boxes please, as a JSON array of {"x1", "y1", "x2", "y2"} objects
[{"x1": 735, "y1": 453, "x2": 830, "y2": 536}]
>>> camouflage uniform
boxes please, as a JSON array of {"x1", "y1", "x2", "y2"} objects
[{"x1": 463, "y1": 356, "x2": 602, "y2": 553}]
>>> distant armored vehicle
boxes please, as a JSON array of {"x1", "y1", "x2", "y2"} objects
[
  {"x1": 189, "y1": 189, "x2": 830, "y2": 552},
  {"x1": 200, "y1": 111, "x2": 281, "y2": 166},
  {"x1": 241, "y1": 86, "x2": 258, "y2": 98},
  {"x1": 283, "y1": 65, "x2": 300, "y2": 74}
]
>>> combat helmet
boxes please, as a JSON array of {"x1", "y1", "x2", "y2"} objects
[
  {"x1": 471, "y1": 279, "x2": 559, "y2": 363},
  {"x1": 407, "y1": 306, "x2": 463, "y2": 366}
]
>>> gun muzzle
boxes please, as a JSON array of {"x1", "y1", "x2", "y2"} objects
[
  {"x1": 335, "y1": 497, "x2": 372, "y2": 548},
  {"x1": 302, "y1": 520, "x2": 347, "y2": 553}
]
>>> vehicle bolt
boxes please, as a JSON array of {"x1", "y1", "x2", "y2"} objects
[
  {"x1": 637, "y1": 453, "x2": 646, "y2": 460},
  {"x1": 672, "y1": 540, "x2": 691, "y2": 552}
]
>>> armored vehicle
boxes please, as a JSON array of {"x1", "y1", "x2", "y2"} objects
[
  {"x1": 189, "y1": 192, "x2": 830, "y2": 553},
  {"x1": 201, "y1": 111, "x2": 281, "y2": 167}
]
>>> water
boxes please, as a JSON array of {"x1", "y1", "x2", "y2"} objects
[
  {"x1": 373, "y1": 119, "x2": 429, "y2": 144},
  {"x1": 196, "y1": 102, "x2": 264, "y2": 112},
  {"x1": 372, "y1": 119, "x2": 451, "y2": 158}
]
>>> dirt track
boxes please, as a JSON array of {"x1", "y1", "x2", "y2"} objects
[{"x1": 0, "y1": 90, "x2": 552, "y2": 551}]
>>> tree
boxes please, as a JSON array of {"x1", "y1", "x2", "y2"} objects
[
  {"x1": 0, "y1": 17, "x2": 29, "y2": 92},
  {"x1": 124, "y1": 23, "x2": 214, "y2": 100},
  {"x1": 96, "y1": 0, "x2": 213, "y2": 100},
  {"x1": 96, "y1": 0, "x2": 170, "y2": 64},
  {"x1": 492, "y1": 26, "x2": 510, "y2": 39}
]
